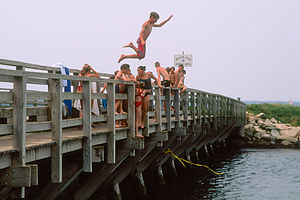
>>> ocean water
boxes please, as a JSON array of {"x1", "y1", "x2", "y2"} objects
[{"x1": 145, "y1": 148, "x2": 300, "y2": 200}]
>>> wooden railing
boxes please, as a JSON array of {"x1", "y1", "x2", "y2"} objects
[{"x1": 0, "y1": 59, "x2": 246, "y2": 193}]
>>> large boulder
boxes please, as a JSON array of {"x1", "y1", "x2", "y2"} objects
[
  {"x1": 270, "y1": 130, "x2": 280, "y2": 137},
  {"x1": 275, "y1": 124, "x2": 289, "y2": 131},
  {"x1": 255, "y1": 113, "x2": 266, "y2": 118},
  {"x1": 281, "y1": 141, "x2": 292, "y2": 146},
  {"x1": 244, "y1": 124, "x2": 255, "y2": 137},
  {"x1": 279, "y1": 127, "x2": 300, "y2": 137},
  {"x1": 277, "y1": 135, "x2": 298, "y2": 143},
  {"x1": 253, "y1": 126, "x2": 262, "y2": 133},
  {"x1": 261, "y1": 133, "x2": 271, "y2": 141},
  {"x1": 270, "y1": 118, "x2": 277, "y2": 124},
  {"x1": 264, "y1": 119, "x2": 274, "y2": 128},
  {"x1": 248, "y1": 115, "x2": 256, "y2": 124},
  {"x1": 254, "y1": 132, "x2": 262, "y2": 139},
  {"x1": 257, "y1": 119, "x2": 264, "y2": 128}
]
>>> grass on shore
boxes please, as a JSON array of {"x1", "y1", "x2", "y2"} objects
[{"x1": 246, "y1": 103, "x2": 300, "y2": 126}]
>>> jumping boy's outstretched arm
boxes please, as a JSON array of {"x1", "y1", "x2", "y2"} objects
[{"x1": 153, "y1": 15, "x2": 173, "y2": 27}]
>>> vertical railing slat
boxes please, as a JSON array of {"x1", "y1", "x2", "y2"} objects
[
  {"x1": 165, "y1": 88, "x2": 171, "y2": 132},
  {"x1": 82, "y1": 81, "x2": 92, "y2": 172},
  {"x1": 49, "y1": 78, "x2": 63, "y2": 183},
  {"x1": 107, "y1": 83, "x2": 116, "y2": 163},
  {"x1": 155, "y1": 87, "x2": 162, "y2": 132},
  {"x1": 12, "y1": 74, "x2": 27, "y2": 198}
]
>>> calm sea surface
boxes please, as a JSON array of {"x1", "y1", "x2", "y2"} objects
[{"x1": 146, "y1": 148, "x2": 300, "y2": 200}]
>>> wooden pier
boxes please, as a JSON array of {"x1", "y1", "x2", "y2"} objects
[{"x1": 0, "y1": 59, "x2": 246, "y2": 199}]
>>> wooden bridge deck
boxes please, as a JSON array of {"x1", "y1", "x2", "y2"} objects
[{"x1": 0, "y1": 59, "x2": 246, "y2": 199}]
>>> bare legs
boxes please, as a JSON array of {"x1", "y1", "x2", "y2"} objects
[
  {"x1": 135, "y1": 106, "x2": 143, "y2": 137},
  {"x1": 118, "y1": 42, "x2": 145, "y2": 63},
  {"x1": 141, "y1": 95, "x2": 150, "y2": 128}
]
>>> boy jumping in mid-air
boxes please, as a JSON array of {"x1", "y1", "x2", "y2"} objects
[{"x1": 118, "y1": 12, "x2": 173, "y2": 63}]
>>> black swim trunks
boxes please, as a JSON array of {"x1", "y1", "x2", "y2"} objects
[{"x1": 161, "y1": 80, "x2": 170, "y2": 87}]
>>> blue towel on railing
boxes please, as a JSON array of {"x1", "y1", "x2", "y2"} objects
[{"x1": 54, "y1": 63, "x2": 72, "y2": 116}]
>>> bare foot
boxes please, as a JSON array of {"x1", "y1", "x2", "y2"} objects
[
  {"x1": 115, "y1": 112, "x2": 120, "y2": 115},
  {"x1": 118, "y1": 54, "x2": 126, "y2": 63},
  {"x1": 139, "y1": 125, "x2": 144, "y2": 129},
  {"x1": 135, "y1": 134, "x2": 144, "y2": 138},
  {"x1": 120, "y1": 111, "x2": 127, "y2": 115},
  {"x1": 123, "y1": 42, "x2": 133, "y2": 48}
]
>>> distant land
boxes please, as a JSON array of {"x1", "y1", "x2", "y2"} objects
[{"x1": 242, "y1": 100, "x2": 300, "y2": 106}]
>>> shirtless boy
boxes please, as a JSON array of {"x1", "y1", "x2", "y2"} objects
[
  {"x1": 178, "y1": 70, "x2": 187, "y2": 94},
  {"x1": 169, "y1": 66, "x2": 176, "y2": 87},
  {"x1": 115, "y1": 64, "x2": 131, "y2": 114},
  {"x1": 118, "y1": 12, "x2": 173, "y2": 63},
  {"x1": 155, "y1": 61, "x2": 170, "y2": 87},
  {"x1": 175, "y1": 64, "x2": 184, "y2": 88}
]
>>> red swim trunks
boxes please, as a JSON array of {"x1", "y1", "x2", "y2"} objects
[{"x1": 137, "y1": 37, "x2": 146, "y2": 59}]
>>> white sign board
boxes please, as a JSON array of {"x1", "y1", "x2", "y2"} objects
[{"x1": 174, "y1": 54, "x2": 193, "y2": 67}]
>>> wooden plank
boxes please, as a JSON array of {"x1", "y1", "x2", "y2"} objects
[
  {"x1": 62, "y1": 93, "x2": 83, "y2": 100},
  {"x1": 0, "y1": 74, "x2": 14, "y2": 83},
  {"x1": 82, "y1": 81, "x2": 92, "y2": 172},
  {"x1": 0, "y1": 124, "x2": 12, "y2": 135},
  {"x1": 0, "y1": 166, "x2": 31, "y2": 187},
  {"x1": 182, "y1": 92, "x2": 189, "y2": 127},
  {"x1": 0, "y1": 92, "x2": 13, "y2": 102},
  {"x1": 12, "y1": 76, "x2": 26, "y2": 166},
  {"x1": 212, "y1": 94, "x2": 217, "y2": 130},
  {"x1": 173, "y1": 89, "x2": 180, "y2": 129},
  {"x1": 155, "y1": 87, "x2": 162, "y2": 132},
  {"x1": 27, "y1": 78, "x2": 48, "y2": 85},
  {"x1": 12, "y1": 74, "x2": 26, "y2": 198},
  {"x1": 115, "y1": 93, "x2": 127, "y2": 100},
  {"x1": 26, "y1": 91, "x2": 51, "y2": 101},
  {"x1": 127, "y1": 85, "x2": 135, "y2": 138},
  {"x1": 197, "y1": 92, "x2": 202, "y2": 126},
  {"x1": 62, "y1": 118, "x2": 82, "y2": 128},
  {"x1": 92, "y1": 146, "x2": 105, "y2": 162},
  {"x1": 26, "y1": 121, "x2": 51, "y2": 132},
  {"x1": 165, "y1": 88, "x2": 171, "y2": 131},
  {"x1": 190, "y1": 92, "x2": 195, "y2": 124},
  {"x1": 142, "y1": 113, "x2": 149, "y2": 137},
  {"x1": 49, "y1": 78, "x2": 62, "y2": 183},
  {"x1": 106, "y1": 82, "x2": 116, "y2": 163}
]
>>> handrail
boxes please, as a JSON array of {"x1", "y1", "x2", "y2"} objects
[{"x1": 0, "y1": 59, "x2": 246, "y2": 186}]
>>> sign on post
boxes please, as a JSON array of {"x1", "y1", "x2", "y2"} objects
[{"x1": 174, "y1": 54, "x2": 193, "y2": 67}]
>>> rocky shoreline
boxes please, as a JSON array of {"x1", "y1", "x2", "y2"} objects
[{"x1": 238, "y1": 112, "x2": 300, "y2": 148}]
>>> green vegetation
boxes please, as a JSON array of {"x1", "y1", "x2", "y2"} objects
[{"x1": 247, "y1": 103, "x2": 300, "y2": 126}]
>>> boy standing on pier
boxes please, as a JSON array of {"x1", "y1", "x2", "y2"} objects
[{"x1": 118, "y1": 12, "x2": 173, "y2": 63}]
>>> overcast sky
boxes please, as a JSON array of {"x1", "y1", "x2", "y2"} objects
[{"x1": 1, "y1": 0, "x2": 299, "y2": 101}]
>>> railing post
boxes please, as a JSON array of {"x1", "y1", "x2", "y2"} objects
[
  {"x1": 107, "y1": 82, "x2": 116, "y2": 163},
  {"x1": 155, "y1": 87, "x2": 162, "y2": 132},
  {"x1": 127, "y1": 84, "x2": 136, "y2": 156},
  {"x1": 190, "y1": 92, "x2": 195, "y2": 125},
  {"x1": 182, "y1": 92, "x2": 188, "y2": 128},
  {"x1": 49, "y1": 78, "x2": 63, "y2": 183},
  {"x1": 12, "y1": 74, "x2": 27, "y2": 198},
  {"x1": 203, "y1": 93, "x2": 207, "y2": 125},
  {"x1": 174, "y1": 89, "x2": 181, "y2": 129},
  {"x1": 212, "y1": 94, "x2": 217, "y2": 131},
  {"x1": 197, "y1": 92, "x2": 202, "y2": 126},
  {"x1": 207, "y1": 94, "x2": 212, "y2": 128},
  {"x1": 82, "y1": 80, "x2": 92, "y2": 172},
  {"x1": 165, "y1": 88, "x2": 171, "y2": 132}
]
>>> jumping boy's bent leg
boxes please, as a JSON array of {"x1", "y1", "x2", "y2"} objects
[
  {"x1": 118, "y1": 54, "x2": 140, "y2": 63},
  {"x1": 123, "y1": 42, "x2": 138, "y2": 53}
]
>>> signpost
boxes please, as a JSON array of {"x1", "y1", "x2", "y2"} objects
[{"x1": 174, "y1": 52, "x2": 193, "y2": 67}]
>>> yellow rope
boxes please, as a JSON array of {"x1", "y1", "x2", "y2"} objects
[{"x1": 164, "y1": 148, "x2": 224, "y2": 175}]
